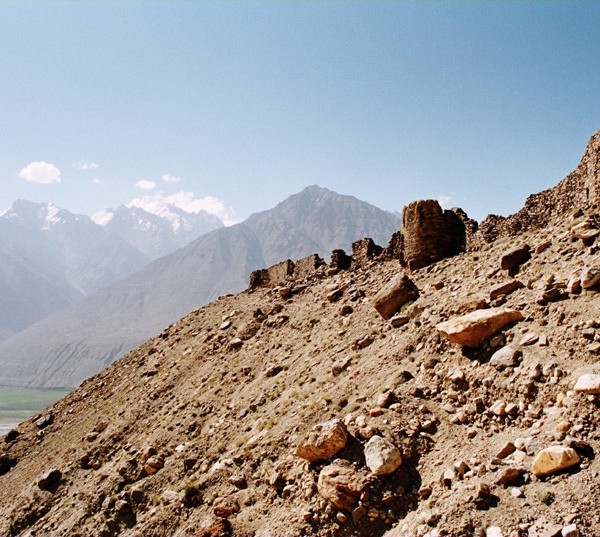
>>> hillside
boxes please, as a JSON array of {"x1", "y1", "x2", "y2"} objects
[
  {"x1": 0, "y1": 186, "x2": 399, "y2": 388},
  {"x1": 0, "y1": 130, "x2": 599, "y2": 537}
]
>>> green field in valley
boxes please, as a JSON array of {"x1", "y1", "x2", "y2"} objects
[{"x1": 0, "y1": 386, "x2": 70, "y2": 436}]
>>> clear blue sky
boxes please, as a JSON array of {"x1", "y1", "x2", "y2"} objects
[{"x1": 1, "y1": 1, "x2": 599, "y2": 223}]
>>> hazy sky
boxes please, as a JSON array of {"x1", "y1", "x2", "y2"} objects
[{"x1": 1, "y1": 1, "x2": 599, "y2": 224}]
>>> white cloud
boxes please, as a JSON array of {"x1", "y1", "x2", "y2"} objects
[
  {"x1": 135, "y1": 180, "x2": 156, "y2": 191},
  {"x1": 73, "y1": 160, "x2": 100, "y2": 170},
  {"x1": 127, "y1": 190, "x2": 237, "y2": 226},
  {"x1": 92, "y1": 178, "x2": 103, "y2": 185},
  {"x1": 437, "y1": 195, "x2": 453, "y2": 208},
  {"x1": 18, "y1": 161, "x2": 61, "y2": 184},
  {"x1": 161, "y1": 173, "x2": 180, "y2": 183}
]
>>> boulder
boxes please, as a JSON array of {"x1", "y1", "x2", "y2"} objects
[
  {"x1": 435, "y1": 308, "x2": 524, "y2": 347},
  {"x1": 573, "y1": 373, "x2": 600, "y2": 394},
  {"x1": 364, "y1": 435, "x2": 402, "y2": 475},
  {"x1": 38, "y1": 468, "x2": 62, "y2": 491},
  {"x1": 317, "y1": 462, "x2": 368, "y2": 511},
  {"x1": 296, "y1": 419, "x2": 348, "y2": 462},
  {"x1": 500, "y1": 244, "x2": 531, "y2": 271},
  {"x1": 531, "y1": 446, "x2": 580, "y2": 477},
  {"x1": 372, "y1": 273, "x2": 419, "y2": 320},
  {"x1": 571, "y1": 220, "x2": 599, "y2": 240}
]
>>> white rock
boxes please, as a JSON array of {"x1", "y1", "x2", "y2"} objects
[
  {"x1": 573, "y1": 373, "x2": 600, "y2": 394},
  {"x1": 364, "y1": 435, "x2": 402, "y2": 475}
]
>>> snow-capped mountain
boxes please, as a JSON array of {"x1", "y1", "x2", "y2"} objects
[
  {"x1": 92, "y1": 203, "x2": 224, "y2": 259},
  {"x1": 0, "y1": 200, "x2": 225, "y2": 341}
]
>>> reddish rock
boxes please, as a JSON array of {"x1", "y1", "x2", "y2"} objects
[
  {"x1": 296, "y1": 419, "x2": 348, "y2": 462},
  {"x1": 317, "y1": 462, "x2": 368, "y2": 511},
  {"x1": 372, "y1": 273, "x2": 419, "y2": 320},
  {"x1": 436, "y1": 308, "x2": 524, "y2": 347}
]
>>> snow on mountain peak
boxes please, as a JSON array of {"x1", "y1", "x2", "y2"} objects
[
  {"x1": 91, "y1": 209, "x2": 115, "y2": 226},
  {"x1": 126, "y1": 191, "x2": 236, "y2": 228}
]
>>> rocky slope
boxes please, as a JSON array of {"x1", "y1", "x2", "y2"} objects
[
  {"x1": 0, "y1": 186, "x2": 399, "y2": 388},
  {"x1": 1, "y1": 131, "x2": 600, "y2": 537}
]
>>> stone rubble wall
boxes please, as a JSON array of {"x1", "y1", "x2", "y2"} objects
[
  {"x1": 471, "y1": 130, "x2": 600, "y2": 246},
  {"x1": 249, "y1": 129, "x2": 600, "y2": 288}
]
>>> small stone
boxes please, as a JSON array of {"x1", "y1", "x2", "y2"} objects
[
  {"x1": 389, "y1": 314, "x2": 410, "y2": 327},
  {"x1": 3, "y1": 429, "x2": 19, "y2": 443},
  {"x1": 372, "y1": 273, "x2": 420, "y2": 320},
  {"x1": 588, "y1": 342, "x2": 600, "y2": 354},
  {"x1": 219, "y1": 320, "x2": 232, "y2": 330},
  {"x1": 501, "y1": 244, "x2": 531, "y2": 271},
  {"x1": 581, "y1": 266, "x2": 600, "y2": 289},
  {"x1": 436, "y1": 308, "x2": 524, "y2": 348},
  {"x1": 448, "y1": 369, "x2": 466, "y2": 383},
  {"x1": 490, "y1": 400, "x2": 506, "y2": 416},
  {"x1": 441, "y1": 468, "x2": 455, "y2": 488},
  {"x1": 486, "y1": 526, "x2": 504, "y2": 537},
  {"x1": 364, "y1": 435, "x2": 402, "y2": 475},
  {"x1": 536, "y1": 240, "x2": 552, "y2": 254},
  {"x1": 490, "y1": 346, "x2": 522, "y2": 370},
  {"x1": 496, "y1": 467, "x2": 521, "y2": 486},
  {"x1": 37, "y1": 468, "x2": 62, "y2": 491},
  {"x1": 332, "y1": 356, "x2": 351, "y2": 376},
  {"x1": 496, "y1": 441, "x2": 516, "y2": 459},
  {"x1": 571, "y1": 220, "x2": 599, "y2": 240},
  {"x1": 510, "y1": 487, "x2": 525, "y2": 498},
  {"x1": 212, "y1": 497, "x2": 240, "y2": 517},
  {"x1": 279, "y1": 286, "x2": 292, "y2": 299},
  {"x1": 317, "y1": 462, "x2": 367, "y2": 511},
  {"x1": 115, "y1": 499, "x2": 132, "y2": 514},
  {"x1": 531, "y1": 446, "x2": 580, "y2": 477},
  {"x1": 352, "y1": 505, "x2": 366, "y2": 523},
  {"x1": 490, "y1": 280, "x2": 524, "y2": 299},
  {"x1": 229, "y1": 337, "x2": 243, "y2": 349},
  {"x1": 327, "y1": 288, "x2": 344, "y2": 302},
  {"x1": 520, "y1": 332, "x2": 539, "y2": 346},
  {"x1": 561, "y1": 523, "x2": 579, "y2": 537},
  {"x1": 144, "y1": 455, "x2": 164, "y2": 474}
]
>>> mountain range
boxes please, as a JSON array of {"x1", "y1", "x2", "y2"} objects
[
  {"x1": 0, "y1": 200, "x2": 223, "y2": 341},
  {"x1": 0, "y1": 186, "x2": 400, "y2": 387}
]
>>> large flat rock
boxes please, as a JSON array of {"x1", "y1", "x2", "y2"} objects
[{"x1": 436, "y1": 307, "x2": 524, "y2": 347}]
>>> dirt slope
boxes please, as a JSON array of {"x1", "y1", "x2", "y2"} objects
[{"x1": 1, "y1": 132, "x2": 600, "y2": 537}]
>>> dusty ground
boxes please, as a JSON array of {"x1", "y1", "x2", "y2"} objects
[{"x1": 1, "y1": 204, "x2": 600, "y2": 537}]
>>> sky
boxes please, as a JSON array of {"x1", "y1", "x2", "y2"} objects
[{"x1": 1, "y1": 1, "x2": 599, "y2": 225}]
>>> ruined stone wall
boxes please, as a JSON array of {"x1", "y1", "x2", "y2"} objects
[
  {"x1": 472, "y1": 129, "x2": 600, "y2": 246},
  {"x1": 401, "y1": 200, "x2": 468, "y2": 270},
  {"x1": 330, "y1": 249, "x2": 352, "y2": 272},
  {"x1": 293, "y1": 254, "x2": 325, "y2": 280},
  {"x1": 382, "y1": 231, "x2": 404, "y2": 261},
  {"x1": 248, "y1": 259, "x2": 294, "y2": 289},
  {"x1": 351, "y1": 238, "x2": 383, "y2": 268}
]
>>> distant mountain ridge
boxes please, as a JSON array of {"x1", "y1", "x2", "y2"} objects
[
  {"x1": 0, "y1": 200, "x2": 224, "y2": 340},
  {"x1": 0, "y1": 186, "x2": 400, "y2": 387}
]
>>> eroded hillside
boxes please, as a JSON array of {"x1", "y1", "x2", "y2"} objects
[
  {"x1": 1, "y1": 131, "x2": 600, "y2": 537},
  {"x1": 2, "y1": 204, "x2": 600, "y2": 537}
]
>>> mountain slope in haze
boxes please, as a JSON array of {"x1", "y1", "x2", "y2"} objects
[
  {"x1": 93, "y1": 203, "x2": 224, "y2": 259},
  {"x1": 2, "y1": 200, "x2": 148, "y2": 295},
  {"x1": 0, "y1": 200, "x2": 224, "y2": 341},
  {"x1": 0, "y1": 186, "x2": 399, "y2": 387}
]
